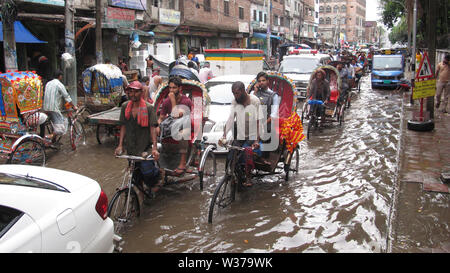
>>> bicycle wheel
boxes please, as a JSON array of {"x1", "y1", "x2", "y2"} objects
[
  {"x1": 284, "y1": 147, "x2": 299, "y2": 181},
  {"x1": 301, "y1": 103, "x2": 308, "y2": 124},
  {"x1": 107, "y1": 187, "x2": 140, "y2": 234},
  {"x1": 7, "y1": 139, "x2": 46, "y2": 166},
  {"x1": 70, "y1": 120, "x2": 86, "y2": 150},
  {"x1": 198, "y1": 146, "x2": 217, "y2": 190},
  {"x1": 208, "y1": 175, "x2": 236, "y2": 224}
]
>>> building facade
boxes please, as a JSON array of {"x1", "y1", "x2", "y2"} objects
[
  {"x1": 364, "y1": 21, "x2": 379, "y2": 45},
  {"x1": 318, "y1": 0, "x2": 366, "y2": 46}
]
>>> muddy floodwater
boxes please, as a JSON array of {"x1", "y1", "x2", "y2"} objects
[{"x1": 47, "y1": 76, "x2": 406, "y2": 252}]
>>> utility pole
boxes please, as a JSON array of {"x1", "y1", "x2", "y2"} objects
[
  {"x1": 2, "y1": 0, "x2": 18, "y2": 71},
  {"x1": 95, "y1": 0, "x2": 103, "y2": 64},
  {"x1": 267, "y1": 0, "x2": 272, "y2": 58},
  {"x1": 426, "y1": 0, "x2": 437, "y2": 119},
  {"x1": 65, "y1": 0, "x2": 77, "y2": 105},
  {"x1": 410, "y1": 0, "x2": 417, "y2": 106}
]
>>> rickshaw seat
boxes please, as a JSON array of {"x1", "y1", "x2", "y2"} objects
[{"x1": 329, "y1": 89, "x2": 339, "y2": 104}]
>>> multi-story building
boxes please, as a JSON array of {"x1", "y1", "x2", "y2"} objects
[
  {"x1": 300, "y1": 0, "x2": 317, "y2": 46},
  {"x1": 318, "y1": 0, "x2": 366, "y2": 46},
  {"x1": 364, "y1": 21, "x2": 379, "y2": 45}
]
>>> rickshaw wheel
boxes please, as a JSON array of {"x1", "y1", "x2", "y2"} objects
[
  {"x1": 307, "y1": 115, "x2": 315, "y2": 140},
  {"x1": 8, "y1": 139, "x2": 46, "y2": 166},
  {"x1": 96, "y1": 124, "x2": 115, "y2": 144},
  {"x1": 107, "y1": 187, "x2": 140, "y2": 234},
  {"x1": 339, "y1": 104, "x2": 345, "y2": 126},
  {"x1": 198, "y1": 147, "x2": 217, "y2": 191},
  {"x1": 208, "y1": 175, "x2": 236, "y2": 224},
  {"x1": 71, "y1": 120, "x2": 86, "y2": 150}
]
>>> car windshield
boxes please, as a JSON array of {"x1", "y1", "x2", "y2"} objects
[
  {"x1": 0, "y1": 173, "x2": 68, "y2": 192},
  {"x1": 279, "y1": 58, "x2": 319, "y2": 74},
  {"x1": 0, "y1": 205, "x2": 23, "y2": 239},
  {"x1": 373, "y1": 56, "x2": 403, "y2": 70},
  {"x1": 205, "y1": 82, "x2": 236, "y2": 105}
]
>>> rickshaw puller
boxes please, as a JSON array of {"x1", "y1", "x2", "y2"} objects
[{"x1": 42, "y1": 70, "x2": 77, "y2": 143}]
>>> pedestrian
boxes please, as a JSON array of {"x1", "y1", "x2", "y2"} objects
[
  {"x1": 435, "y1": 54, "x2": 450, "y2": 113},
  {"x1": 118, "y1": 57, "x2": 129, "y2": 73},
  {"x1": 149, "y1": 68, "x2": 162, "y2": 101},
  {"x1": 146, "y1": 55, "x2": 154, "y2": 77}
]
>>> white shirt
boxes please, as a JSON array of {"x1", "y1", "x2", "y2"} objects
[
  {"x1": 43, "y1": 79, "x2": 72, "y2": 113},
  {"x1": 225, "y1": 94, "x2": 264, "y2": 140},
  {"x1": 199, "y1": 67, "x2": 214, "y2": 83}
]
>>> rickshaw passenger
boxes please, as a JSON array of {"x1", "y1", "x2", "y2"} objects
[
  {"x1": 115, "y1": 81, "x2": 161, "y2": 196},
  {"x1": 158, "y1": 76, "x2": 193, "y2": 176},
  {"x1": 336, "y1": 62, "x2": 350, "y2": 100},
  {"x1": 42, "y1": 71, "x2": 77, "y2": 143},
  {"x1": 222, "y1": 81, "x2": 264, "y2": 187}
]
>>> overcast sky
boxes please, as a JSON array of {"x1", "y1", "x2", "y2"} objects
[{"x1": 366, "y1": 0, "x2": 382, "y2": 22}]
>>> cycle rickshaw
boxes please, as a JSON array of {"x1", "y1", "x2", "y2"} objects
[
  {"x1": 301, "y1": 65, "x2": 344, "y2": 139},
  {"x1": 82, "y1": 64, "x2": 124, "y2": 144},
  {"x1": 207, "y1": 72, "x2": 305, "y2": 223},
  {"x1": 107, "y1": 78, "x2": 217, "y2": 233},
  {"x1": 0, "y1": 71, "x2": 46, "y2": 165}
]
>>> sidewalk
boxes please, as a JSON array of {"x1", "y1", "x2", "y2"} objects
[{"x1": 390, "y1": 92, "x2": 450, "y2": 252}]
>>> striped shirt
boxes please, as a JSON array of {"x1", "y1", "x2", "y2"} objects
[{"x1": 43, "y1": 79, "x2": 72, "y2": 113}]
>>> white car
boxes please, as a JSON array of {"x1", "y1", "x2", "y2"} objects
[
  {"x1": 279, "y1": 53, "x2": 333, "y2": 100},
  {"x1": 204, "y1": 74, "x2": 256, "y2": 153},
  {"x1": 0, "y1": 165, "x2": 120, "y2": 253}
]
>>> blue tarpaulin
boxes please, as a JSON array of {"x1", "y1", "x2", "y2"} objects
[
  {"x1": 252, "y1": 32, "x2": 281, "y2": 40},
  {"x1": 0, "y1": 21, "x2": 46, "y2": 43}
]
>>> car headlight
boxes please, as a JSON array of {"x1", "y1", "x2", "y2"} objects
[{"x1": 372, "y1": 75, "x2": 380, "y2": 80}]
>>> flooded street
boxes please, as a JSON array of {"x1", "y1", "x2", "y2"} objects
[{"x1": 46, "y1": 76, "x2": 405, "y2": 253}]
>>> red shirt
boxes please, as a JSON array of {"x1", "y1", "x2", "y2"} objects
[{"x1": 160, "y1": 95, "x2": 193, "y2": 117}]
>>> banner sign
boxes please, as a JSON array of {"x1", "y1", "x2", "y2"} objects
[
  {"x1": 159, "y1": 8, "x2": 180, "y2": 26},
  {"x1": 413, "y1": 79, "x2": 436, "y2": 99},
  {"x1": 104, "y1": 7, "x2": 135, "y2": 28},
  {"x1": 109, "y1": 0, "x2": 146, "y2": 11}
]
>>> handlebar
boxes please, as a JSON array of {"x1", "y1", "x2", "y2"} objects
[
  {"x1": 115, "y1": 154, "x2": 154, "y2": 161},
  {"x1": 308, "y1": 99, "x2": 324, "y2": 105}
]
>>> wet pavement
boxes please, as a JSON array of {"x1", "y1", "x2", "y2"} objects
[{"x1": 43, "y1": 75, "x2": 449, "y2": 253}]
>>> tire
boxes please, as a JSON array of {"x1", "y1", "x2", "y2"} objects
[
  {"x1": 198, "y1": 148, "x2": 217, "y2": 190},
  {"x1": 7, "y1": 139, "x2": 46, "y2": 166},
  {"x1": 107, "y1": 187, "x2": 140, "y2": 234},
  {"x1": 301, "y1": 103, "x2": 308, "y2": 124},
  {"x1": 339, "y1": 104, "x2": 345, "y2": 126},
  {"x1": 208, "y1": 175, "x2": 236, "y2": 224},
  {"x1": 96, "y1": 124, "x2": 115, "y2": 144},
  {"x1": 407, "y1": 120, "x2": 434, "y2": 132},
  {"x1": 70, "y1": 120, "x2": 86, "y2": 150},
  {"x1": 307, "y1": 115, "x2": 315, "y2": 140}
]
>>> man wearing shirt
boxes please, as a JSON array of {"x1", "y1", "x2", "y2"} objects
[
  {"x1": 199, "y1": 62, "x2": 214, "y2": 84},
  {"x1": 43, "y1": 71, "x2": 77, "y2": 142}
]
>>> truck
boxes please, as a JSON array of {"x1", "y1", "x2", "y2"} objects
[{"x1": 371, "y1": 54, "x2": 405, "y2": 89}]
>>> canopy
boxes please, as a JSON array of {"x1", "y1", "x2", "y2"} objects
[
  {"x1": 0, "y1": 21, "x2": 46, "y2": 43},
  {"x1": 252, "y1": 32, "x2": 281, "y2": 40}
]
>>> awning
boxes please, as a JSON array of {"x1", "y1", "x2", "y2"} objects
[
  {"x1": 0, "y1": 21, "x2": 46, "y2": 43},
  {"x1": 252, "y1": 32, "x2": 281, "y2": 40}
]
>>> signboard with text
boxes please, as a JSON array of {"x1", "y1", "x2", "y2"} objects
[
  {"x1": 413, "y1": 79, "x2": 436, "y2": 99},
  {"x1": 159, "y1": 8, "x2": 180, "y2": 26},
  {"x1": 104, "y1": 7, "x2": 135, "y2": 29}
]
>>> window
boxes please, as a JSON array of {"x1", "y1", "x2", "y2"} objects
[
  {"x1": 204, "y1": 0, "x2": 211, "y2": 12},
  {"x1": 326, "y1": 6, "x2": 331, "y2": 13},
  {"x1": 333, "y1": 6, "x2": 339, "y2": 13},
  {"x1": 169, "y1": 0, "x2": 175, "y2": 9},
  {"x1": 319, "y1": 18, "x2": 324, "y2": 24},
  {"x1": 341, "y1": 5, "x2": 347, "y2": 12},
  {"x1": 326, "y1": 17, "x2": 331, "y2": 24},
  {"x1": 319, "y1": 6, "x2": 324, "y2": 12},
  {"x1": 224, "y1": 1, "x2": 229, "y2": 16},
  {"x1": 0, "y1": 205, "x2": 23, "y2": 239},
  {"x1": 274, "y1": 15, "x2": 279, "y2": 26},
  {"x1": 280, "y1": 17, "x2": 284, "y2": 27},
  {"x1": 259, "y1": 11, "x2": 263, "y2": 21},
  {"x1": 239, "y1": 7, "x2": 244, "y2": 20},
  {"x1": 264, "y1": 13, "x2": 267, "y2": 23}
]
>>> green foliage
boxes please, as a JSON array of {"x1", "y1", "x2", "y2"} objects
[
  {"x1": 388, "y1": 17, "x2": 408, "y2": 45},
  {"x1": 380, "y1": 0, "x2": 405, "y2": 29}
]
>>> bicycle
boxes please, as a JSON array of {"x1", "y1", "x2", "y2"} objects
[
  {"x1": 42, "y1": 106, "x2": 87, "y2": 150},
  {"x1": 107, "y1": 154, "x2": 157, "y2": 234}
]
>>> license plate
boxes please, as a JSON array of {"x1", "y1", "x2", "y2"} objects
[
  {"x1": 383, "y1": 80, "x2": 392, "y2": 84},
  {"x1": 325, "y1": 109, "x2": 334, "y2": 116}
]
